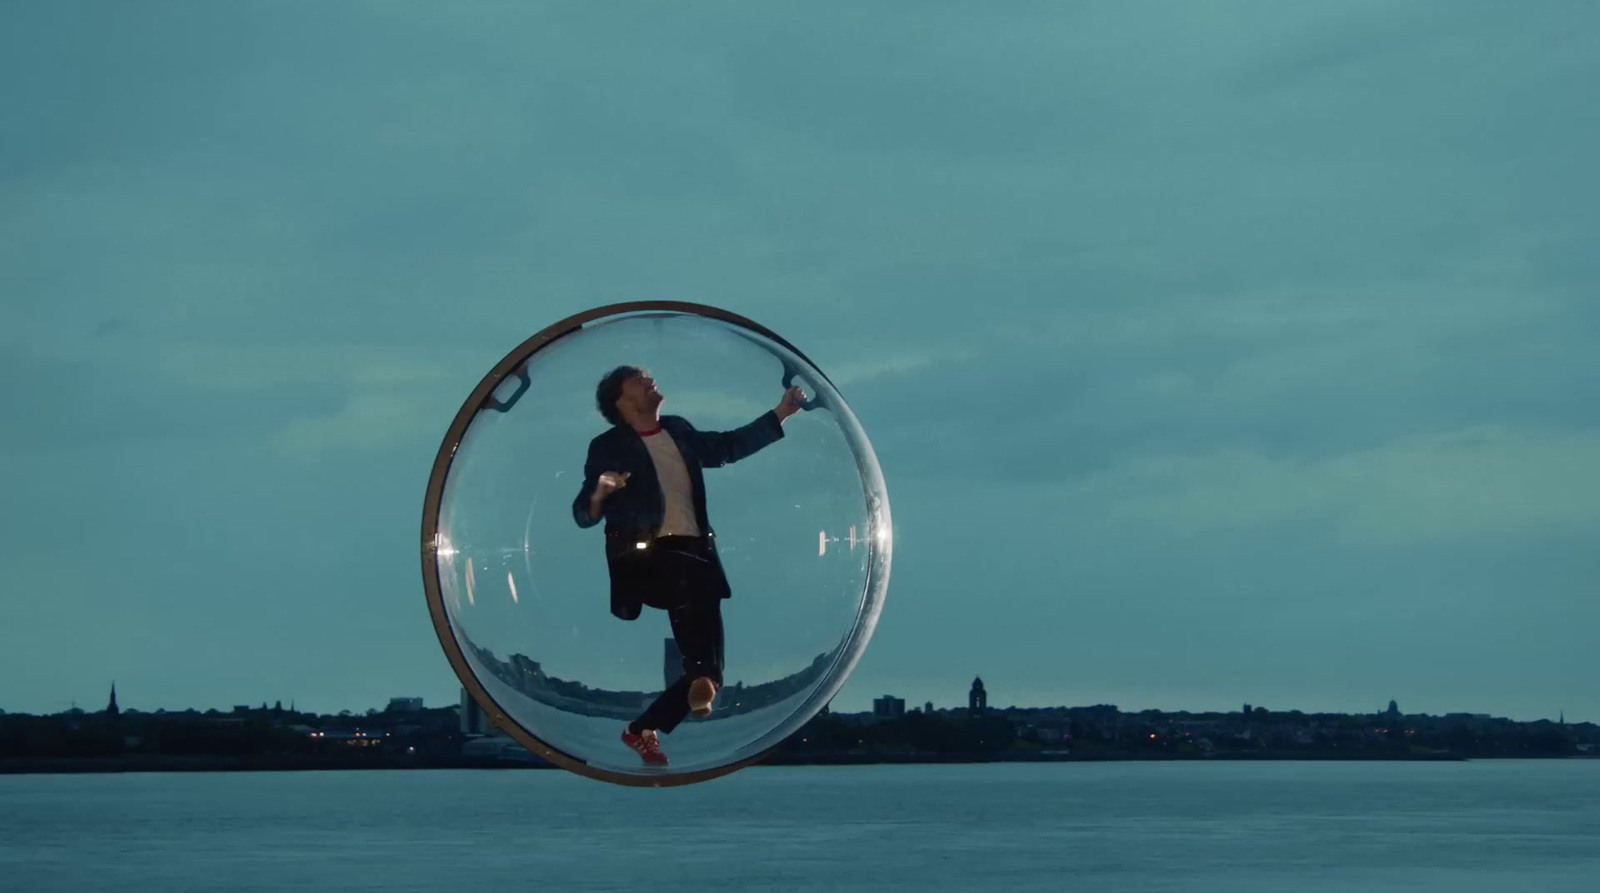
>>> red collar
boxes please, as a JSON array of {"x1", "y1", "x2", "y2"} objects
[{"x1": 637, "y1": 425, "x2": 663, "y2": 437}]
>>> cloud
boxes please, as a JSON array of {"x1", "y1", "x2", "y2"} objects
[
  {"x1": 4, "y1": 0, "x2": 1599, "y2": 718},
  {"x1": 664, "y1": 389, "x2": 773, "y2": 427},
  {"x1": 272, "y1": 390, "x2": 441, "y2": 460},
  {"x1": 827, "y1": 353, "x2": 956, "y2": 387},
  {"x1": 1097, "y1": 425, "x2": 1600, "y2": 545},
  {"x1": 158, "y1": 344, "x2": 478, "y2": 391}
]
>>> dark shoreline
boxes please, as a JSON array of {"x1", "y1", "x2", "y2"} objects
[
  {"x1": 12, "y1": 750, "x2": 1599, "y2": 775},
  {"x1": 7, "y1": 701, "x2": 1592, "y2": 776}
]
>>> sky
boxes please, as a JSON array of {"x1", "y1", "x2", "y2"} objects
[{"x1": 2, "y1": 1, "x2": 1597, "y2": 722}]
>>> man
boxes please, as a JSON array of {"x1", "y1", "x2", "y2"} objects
[{"x1": 572, "y1": 365, "x2": 805, "y2": 766}]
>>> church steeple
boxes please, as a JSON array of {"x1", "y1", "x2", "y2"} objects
[{"x1": 105, "y1": 683, "x2": 120, "y2": 719}]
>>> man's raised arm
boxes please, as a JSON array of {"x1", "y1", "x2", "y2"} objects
[{"x1": 691, "y1": 386, "x2": 806, "y2": 468}]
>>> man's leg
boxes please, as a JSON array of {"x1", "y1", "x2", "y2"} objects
[
  {"x1": 624, "y1": 548, "x2": 697, "y2": 738},
  {"x1": 629, "y1": 674, "x2": 693, "y2": 737},
  {"x1": 620, "y1": 543, "x2": 726, "y2": 765},
  {"x1": 673, "y1": 597, "x2": 724, "y2": 717},
  {"x1": 622, "y1": 600, "x2": 688, "y2": 765},
  {"x1": 678, "y1": 546, "x2": 726, "y2": 718},
  {"x1": 626, "y1": 600, "x2": 721, "y2": 736}
]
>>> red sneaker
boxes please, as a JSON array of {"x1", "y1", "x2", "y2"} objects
[{"x1": 621, "y1": 729, "x2": 668, "y2": 766}]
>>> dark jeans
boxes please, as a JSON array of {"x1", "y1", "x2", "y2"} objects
[{"x1": 631, "y1": 537, "x2": 725, "y2": 735}]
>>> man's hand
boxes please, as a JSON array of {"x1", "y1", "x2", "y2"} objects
[
  {"x1": 596, "y1": 471, "x2": 630, "y2": 497},
  {"x1": 775, "y1": 386, "x2": 807, "y2": 421},
  {"x1": 588, "y1": 471, "x2": 629, "y2": 520}
]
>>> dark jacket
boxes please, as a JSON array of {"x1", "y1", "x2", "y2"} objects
[{"x1": 572, "y1": 411, "x2": 785, "y2": 620}]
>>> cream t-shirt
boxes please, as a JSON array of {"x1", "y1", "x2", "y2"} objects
[{"x1": 641, "y1": 430, "x2": 701, "y2": 537}]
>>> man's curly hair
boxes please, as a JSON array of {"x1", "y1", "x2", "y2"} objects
[{"x1": 595, "y1": 365, "x2": 644, "y2": 426}]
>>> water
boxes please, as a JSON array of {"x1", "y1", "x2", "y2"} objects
[{"x1": 2, "y1": 761, "x2": 1597, "y2": 892}]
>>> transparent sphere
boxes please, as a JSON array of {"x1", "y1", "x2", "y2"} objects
[{"x1": 421, "y1": 303, "x2": 892, "y2": 785}]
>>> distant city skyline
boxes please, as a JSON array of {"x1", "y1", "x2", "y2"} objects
[
  {"x1": 3, "y1": 3, "x2": 1596, "y2": 723},
  {"x1": 9, "y1": 679, "x2": 1587, "y2": 727}
]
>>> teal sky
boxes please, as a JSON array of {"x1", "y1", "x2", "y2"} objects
[{"x1": 3, "y1": 2, "x2": 1597, "y2": 721}]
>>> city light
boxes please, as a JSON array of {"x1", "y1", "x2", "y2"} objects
[{"x1": 819, "y1": 523, "x2": 890, "y2": 555}]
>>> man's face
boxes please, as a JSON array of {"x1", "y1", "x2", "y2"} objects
[{"x1": 619, "y1": 370, "x2": 663, "y2": 414}]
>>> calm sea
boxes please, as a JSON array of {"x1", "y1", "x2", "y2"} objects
[{"x1": 2, "y1": 760, "x2": 1596, "y2": 892}]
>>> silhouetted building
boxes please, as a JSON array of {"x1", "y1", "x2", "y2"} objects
[
  {"x1": 1243, "y1": 703, "x2": 1252, "y2": 715},
  {"x1": 509, "y1": 654, "x2": 544, "y2": 690},
  {"x1": 105, "y1": 683, "x2": 120, "y2": 720},
  {"x1": 969, "y1": 678, "x2": 987, "y2": 714},
  {"x1": 460, "y1": 687, "x2": 489, "y2": 735},
  {"x1": 873, "y1": 695, "x2": 905, "y2": 717},
  {"x1": 388, "y1": 697, "x2": 424, "y2": 713},
  {"x1": 1387, "y1": 700, "x2": 1400, "y2": 718},
  {"x1": 664, "y1": 638, "x2": 684, "y2": 690},
  {"x1": 925, "y1": 701, "x2": 934, "y2": 714}
]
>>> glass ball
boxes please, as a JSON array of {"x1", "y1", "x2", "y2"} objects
[{"x1": 421, "y1": 303, "x2": 892, "y2": 785}]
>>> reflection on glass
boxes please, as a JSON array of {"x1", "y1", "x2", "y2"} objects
[{"x1": 426, "y1": 307, "x2": 891, "y2": 784}]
